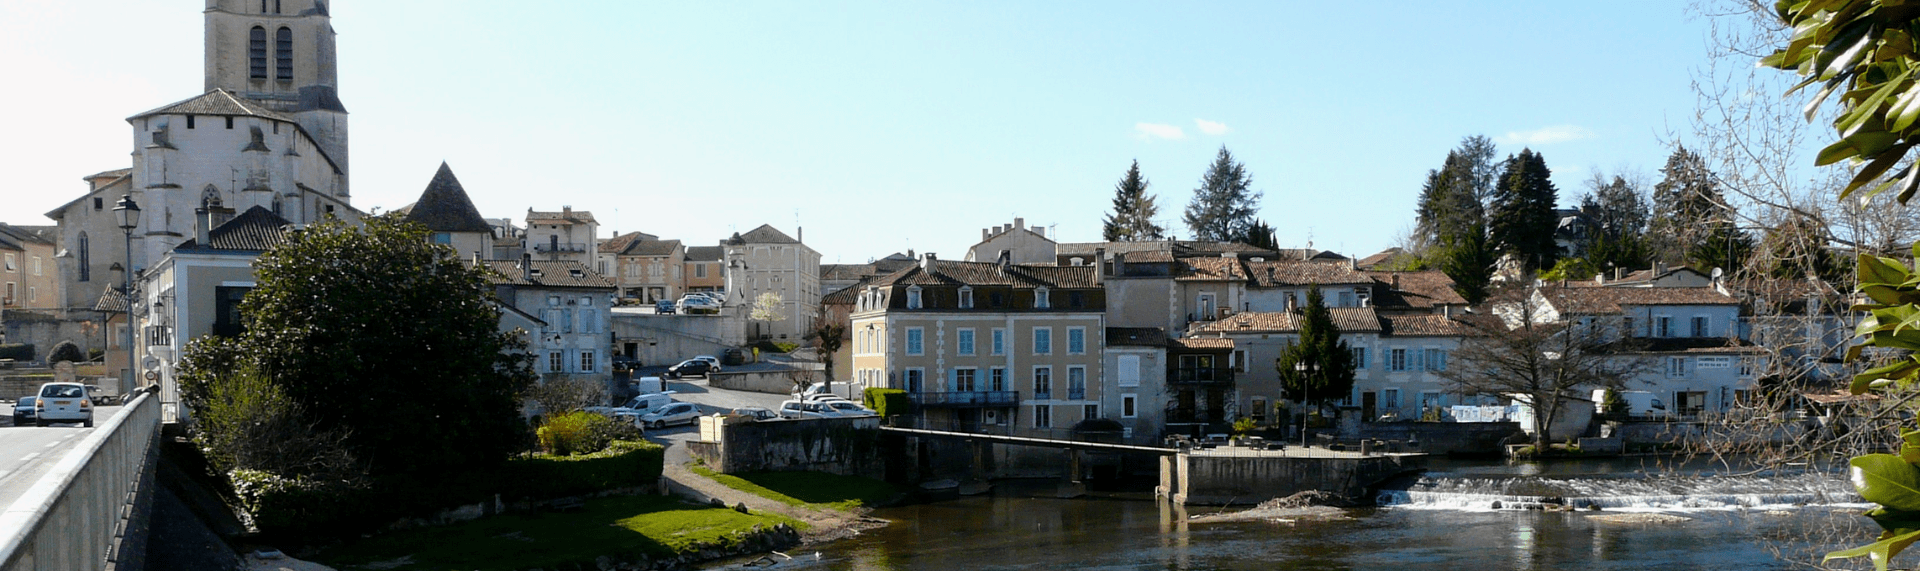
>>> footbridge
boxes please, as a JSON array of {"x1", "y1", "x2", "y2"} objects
[{"x1": 877, "y1": 426, "x2": 1177, "y2": 455}]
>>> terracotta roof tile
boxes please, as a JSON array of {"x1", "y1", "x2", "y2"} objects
[
  {"x1": 874, "y1": 260, "x2": 1097, "y2": 289},
  {"x1": 128, "y1": 89, "x2": 294, "y2": 123},
  {"x1": 684, "y1": 246, "x2": 724, "y2": 262},
  {"x1": 1539, "y1": 285, "x2": 1739, "y2": 314},
  {"x1": 477, "y1": 260, "x2": 616, "y2": 289},
  {"x1": 1195, "y1": 307, "x2": 1383, "y2": 334},
  {"x1": 1176, "y1": 257, "x2": 1248, "y2": 281},
  {"x1": 600, "y1": 233, "x2": 680, "y2": 257},
  {"x1": 1382, "y1": 314, "x2": 1476, "y2": 337},
  {"x1": 1172, "y1": 337, "x2": 1235, "y2": 350},
  {"x1": 1246, "y1": 260, "x2": 1372, "y2": 286},
  {"x1": 726, "y1": 224, "x2": 799, "y2": 244},
  {"x1": 1363, "y1": 270, "x2": 1467, "y2": 309},
  {"x1": 527, "y1": 208, "x2": 597, "y2": 225}
]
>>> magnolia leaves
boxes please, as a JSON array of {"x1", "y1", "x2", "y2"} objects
[
  {"x1": 1850, "y1": 254, "x2": 1920, "y2": 393},
  {"x1": 1830, "y1": 450, "x2": 1920, "y2": 570},
  {"x1": 1764, "y1": 0, "x2": 1920, "y2": 204}
]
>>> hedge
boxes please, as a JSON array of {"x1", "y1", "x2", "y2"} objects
[
  {"x1": 234, "y1": 440, "x2": 667, "y2": 539},
  {"x1": 863, "y1": 387, "x2": 909, "y2": 420},
  {"x1": 0, "y1": 344, "x2": 33, "y2": 362}
]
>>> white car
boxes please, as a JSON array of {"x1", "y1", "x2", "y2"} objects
[
  {"x1": 816, "y1": 399, "x2": 875, "y2": 417},
  {"x1": 692, "y1": 355, "x2": 722, "y2": 368},
  {"x1": 584, "y1": 392, "x2": 677, "y2": 423},
  {"x1": 778, "y1": 399, "x2": 868, "y2": 419},
  {"x1": 678, "y1": 295, "x2": 721, "y2": 313},
  {"x1": 34, "y1": 383, "x2": 93, "y2": 428},
  {"x1": 637, "y1": 402, "x2": 702, "y2": 429}
]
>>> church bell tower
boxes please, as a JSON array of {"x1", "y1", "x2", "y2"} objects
[{"x1": 203, "y1": 0, "x2": 348, "y2": 178}]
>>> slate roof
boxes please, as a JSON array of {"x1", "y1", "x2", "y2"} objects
[
  {"x1": 1195, "y1": 307, "x2": 1384, "y2": 334},
  {"x1": 1355, "y1": 247, "x2": 1407, "y2": 269},
  {"x1": 726, "y1": 224, "x2": 800, "y2": 245},
  {"x1": 1364, "y1": 270, "x2": 1468, "y2": 309},
  {"x1": 1381, "y1": 314, "x2": 1476, "y2": 337},
  {"x1": 821, "y1": 278, "x2": 870, "y2": 305},
  {"x1": 128, "y1": 89, "x2": 295, "y2": 123},
  {"x1": 476, "y1": 260, "x2": 615, "y2": 289},
  {"x1": 1106, "y1": 327, "x2": 1169, "y2": 348},
  {"x1": 872, "y1": 260, "x2": 1097, "y2": 289},
  {"x1": 527, "y1": 208, "x2": 597, "y2": 225},
  {"x1": 174, "y1": 206, "x2": 293, "y2": 252},
  {"x1": 400, "y1": 164, "x2": 493, "y2": 234},
  {"x1": 1245, "y1": 260, "x2": 1372, "y2": 286},
  {"x1": 0, "y1": 224, "x2": 54, "y2": 251},
  {"x1": 600, "y1": 233, "x2": 680, "y2": 256},
  {"x1": 684, "y1": 246, "x2": 725, "y2": 262},
  {"x1": 1539, "y1": 286, "x2": 1739, "y2": 315}
]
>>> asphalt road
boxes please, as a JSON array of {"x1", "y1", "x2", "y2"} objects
[
  {"x1": 645, "y1": 376, "x2": 803, "y2": 466},
  {"x1": 0, "y1": 405, "x2": 126, "y2": 510}
]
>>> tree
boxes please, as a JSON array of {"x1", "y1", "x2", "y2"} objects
[
  {"x1": 807, "y1": 320, "x2": 847, "y2": 394},
  {"x1": 1273, "y1": 285, "x2": 1357, "y2": 423},
  {"x1": 1242, "y1": 219, "x2": 1278, "y2": 250},
  {"x1": 177, "y1": 214, "x2": 536, "y2": 480},
  {"x1": 1183, "y1": 146, "x2": 1263, "y2": 242},
  {"x1": 1649, "y1": 146, "x2": 1754, "y2": 271},
  {"x1": 1438, "y1": 286, "x2": 1646, "y2": 449},
  {"x1": 1101, "y1": 160, "x2": 1165, "y2": 242},
  {"x1": 1435, "y1": 218, "x2": 1497, "y2": 305},
  {"x1": 1488, "y1": 149, "x2": 1562, "y2": 274},
  {"x1": 750, "y1": 291, "x2": 787, "y2": 323},
  {"x1": 1580, "y1": 174, "x2": 1652, "y2": 272}
]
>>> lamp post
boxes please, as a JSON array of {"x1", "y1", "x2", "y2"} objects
[
  {"x1": 112, "y1": 195, "x2": 139, "y2": 390},
  {"x1": 1294, "y1": 361, "x2": 1320, "y2": 450}
]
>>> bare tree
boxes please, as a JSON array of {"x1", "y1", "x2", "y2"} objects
[
  {"x1": 807, "y1": 320, "x2": 847, "y2": 395},
  {"x1": 526, "y1": 376, "x2": 607, "y2": 417}
]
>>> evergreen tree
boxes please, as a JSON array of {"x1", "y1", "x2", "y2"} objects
[
  {"x1": 1456, "y1": 135, "x2": 1502, "y2": 205},
  {"x1": 1242, "y1": 219, "x2": 1278, "y2": 250},
  {"x1": 1437, "y1": 217, "x2": 1497, "y2": 304},
  {"x1": 1101, "y1": 160, "x2": 1165, "y2": 242},
  {"x1": 1274, "y1": 285, "x2": 1358, "y2": 415},
  {"x1": 1581, "y1": 175, "x2": 1651, "y2": 272},
  {"x1": 1183, "y1": 146, "x2": 1263, "y2": 242},
  {"x1": 1649, "y1": 146, "x2": 1752, "y2": 271},
  {"x1": 1755, "y1": 214, "x2": 1845, "y2": 284},
  {"x1": 1488, "y1": 149, "x2": 1562, "y2": 274}
]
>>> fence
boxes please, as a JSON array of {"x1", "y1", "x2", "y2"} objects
[{"x1": 0, "y1": 391, "x2": 160, "y2": 571}]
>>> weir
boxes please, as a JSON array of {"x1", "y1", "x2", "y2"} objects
[
  {"x1": 1159, "y1": 446, "x2": 1427, "y2": 505},
  {"x1": 1375, "y1": 469, "x2": 1858, "y2": 511}
]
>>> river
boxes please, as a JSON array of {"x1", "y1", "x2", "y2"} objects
[{"x1": 722, "y1": 457, "x2": 1879, "y2": 570}]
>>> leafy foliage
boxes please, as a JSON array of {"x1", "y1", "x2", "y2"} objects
[
  {"x1": 45, "y1": 341, "x2": 82, "y2": 364},
  {"x1": 1183, "y1": 146, "x2": 1263, "y2": 242},
  {"x1": 537, "y1": 411, "x2": 640, "y2": 456},
  {"x1": 1242, "y1": 219, "x2": 1279, "y2": 250},
  {"x1": 1763, "y1": 0, "x2": 1920, "y2": 204},
  {"x1": 1416, "y1": 144, "x2": 1498, "y2": 304},
  {"x1": 1101, "y1": 160, "x2": 1166, "y2": 242},
  {"x1": 750, "y1": 291, "x2": 787, "y2": 322},
  {"x1": 1274, "y1": 286, "x2": 1357, "y2": 412},
  {"x1": 807, "y1": 321, "x2": 846, "y2": 393},
  {"x1": 1539, "y1": 258, "x2": 1600, "y2": 282},
  {"x1": 863, "y1": 387, "x2": 909, "y2": 420},
  {"x1": 525, "y1": 376, "x2": 608, "y2": 418},
  {"x1": 178, "y1": 214, "x2": 536, "y2": 481},
  {"x1": 1488, "y1": 149, "x2": 1562, "y2": 274}
]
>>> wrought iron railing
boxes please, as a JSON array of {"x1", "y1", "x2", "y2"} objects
[
  {"x1": 1170, "y1": 367, "x2": 1235, "y2": 385},
  {"x1": 908, "y1": 391, "x2": 1020, "y2": 407}
]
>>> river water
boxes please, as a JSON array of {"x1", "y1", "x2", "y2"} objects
[{"x1": 726, "y1": 457, "x2": 1881, "y2": 570}]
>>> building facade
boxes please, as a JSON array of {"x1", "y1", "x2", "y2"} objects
[{"x1": 724, "y1": 224, "x2": 821, "y2": 340}]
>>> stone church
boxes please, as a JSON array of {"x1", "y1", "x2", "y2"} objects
[{"x1": 43, "y1": 0, "x2": 358, "y2": 314}]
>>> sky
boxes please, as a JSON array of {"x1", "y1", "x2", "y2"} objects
[{"x1": 1, "y1": 1, "x2": 1735, "y2": 264}]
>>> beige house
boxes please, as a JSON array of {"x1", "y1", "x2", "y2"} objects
[
  {"x1": 600, "y1": 233, "x2": 685, "y2": 303},
  {"x1": 141, "y1": 203, "x2": 296, "y2": 420},
  {"x1": 0, "y1": 224, "x2": 60, "y2": 310},
  {"x1": 724, "y1": 225, "x2": 821, "y2": 340},
  {"x1": 683, "y1": 246, "x2": 726, "y2": 294},
  {"x1": 850, "y1": 254, "x2": 1105, "y2": 438},
  {"x1": 526, "y1": 208, "x2": 598, "y2": 267},
  {"x1": 965, "y1": 217, "x2": 1056, "y2": 265}
]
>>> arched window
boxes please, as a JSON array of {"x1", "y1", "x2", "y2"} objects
[
  {"x1": 249, "y1": 27, "x2": 268, "y2": 79},
  {"x1": 77, "y1": 232, "x2": 90, "y2": 282},
  {"x1": 275, "y1": 27, "x2": 293, "y2": 81}
]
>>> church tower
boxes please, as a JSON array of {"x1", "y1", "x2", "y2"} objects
[{"x1": 202, "y1": 0, "x2": 348, "y2": 179}]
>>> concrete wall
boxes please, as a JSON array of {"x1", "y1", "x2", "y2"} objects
[
  {"x1": 707, "y1": 364, "x2": 824, "y2": 395},
  {"x1": 4, "y1": 310, "x2": 107, "y2": 361},
  {"x1": 1170, "y1": 451, "x2": 1424, "y2": 505},
  {"x1": 610, "y1": 312, "x2": 743, "y2": 367},
  {"x1": 687, "y1": 415, "x2": 883, "y2": 477},
  {"x1": 1338, "y1": 421, "x2": 1524, "y2": 455}
]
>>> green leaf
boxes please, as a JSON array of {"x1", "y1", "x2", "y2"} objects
[
  {"x1": 1862, "y1": 254, "x2": 1912, "y2": 287},
  {"x1": 1853, "y1": 360, "x2": 1919, "y2": 394},
  {"x1": 1853, "y1": 455, "x2": 1920, "y2": 512},
  {"x1": 1825, "y1": 527, "x2": 1920, "y2": 571}
]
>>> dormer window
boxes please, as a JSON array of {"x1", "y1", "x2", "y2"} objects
[
  {"x1": 959, "y1": 287, "x2": 974, "y2": 309},
  {"x1": 1034, "y1": 287, "x2": 1050, "y2": 309},
  {"x1": 907, "y1": 286, "x2": 923, "y2": 309}
]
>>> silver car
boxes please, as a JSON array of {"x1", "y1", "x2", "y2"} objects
[{"x1": 636, "y1": 402, "x2": 702, "y2": 429}]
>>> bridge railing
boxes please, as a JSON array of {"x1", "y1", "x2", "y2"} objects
[{"x1": 0, "y1": 391, "x2": 161, "y2": 571}]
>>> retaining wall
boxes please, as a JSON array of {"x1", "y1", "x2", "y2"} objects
[
  {"x1": 1339, "y1": 422, "x2": 1525, "y2": 455},
  {"x1": 706, "y1": 365, "x2": 824, "y2": 395},
  {"x1": 687, "y1": 415, "x2": 883, "y2": 477}
]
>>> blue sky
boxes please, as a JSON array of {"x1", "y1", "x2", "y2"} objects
[{"x1": 2, "y1": 1, "x2": 1726, "y2": 264}]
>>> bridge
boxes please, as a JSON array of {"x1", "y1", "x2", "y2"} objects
[
  {"x1": 0, "y1": 391, "x2": 161, "y2": 571},
  {"x1": 878, "y1": 426, "x2": 1178, "y2": 455}
]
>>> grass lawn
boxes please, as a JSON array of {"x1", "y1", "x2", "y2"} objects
[
  {"x1": 690, "y1": 467, "x2": 900, "y2": 511},
  {"x1": 313, "y1": 494, "x2": 797, "y2": 571}
]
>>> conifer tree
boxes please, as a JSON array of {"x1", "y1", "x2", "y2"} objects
[
  {"x1": 1275, "y1": 285, "x2": 1357, "y2": 416},
  {"x1": 1183, "y1": 147, "x2": 1263, "y2": 242},
  {"x1": 1649, "y1": 146, "x2": 1753, "y2": 271},
  {"x1": 1242, "y1": 219, "x2": 1278, "y2": 250},
  {"x1": 1581, "y1": 175, "x2": 1651, "y2": 272},
  {"x1": 1488, "y1": 149, "x2": 1561, "y2": 274},
  {"x1": 1101, "y1": 160, "x2": 1164, "y2": 241}
]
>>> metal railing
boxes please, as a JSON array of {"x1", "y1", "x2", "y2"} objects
[
  {"x1": 533, "y1": 242, "x2": 590, "y2": 254},
  {"x1": 0, "y1": 391, "x2": 160, "y2": 571},
  {"x1": 1170, "y1": 367, "x2": 1235, "y2": 385},
  {"x1": 1067, "y1": 387, "x2": 1086, "y2": 400},
  {"x1": 907, "y1": 391, "x2": 1019, "y2": 407}
]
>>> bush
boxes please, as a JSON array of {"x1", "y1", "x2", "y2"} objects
[
  {"x1": 231, "y1": 469, "x2": 368, "y2": 538},
  {"x1": 0, "y1": 343, "x2": 34, "y2": 361},
  {"x1": 505, "y1": 440, "x2": 665, "y2": 500},
  {"x1": 863, "y1": 387, "x2": 909, "y2": 420},
  {"x1": 537, "y1": 412, "x2": 611, "y2": 456},
  {"x1": 86, "y1": 348, "x2": 103, "y2": 361},
  {"x1": 46, "y1": 341, "x2": 82, "y2": 365}
]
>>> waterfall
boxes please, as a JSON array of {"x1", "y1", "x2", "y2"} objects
[{"x1": 1375, "y1": 470, "x2": 1860, "y2": 512}]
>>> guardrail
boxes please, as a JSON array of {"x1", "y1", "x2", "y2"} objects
[{"x1": 0, "y1": 391, "x2": 160, "y2": 571}]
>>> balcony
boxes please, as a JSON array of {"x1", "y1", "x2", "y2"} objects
[
  {"x1": 533, "y1": 242, "x2": 590, "y2": 254},
  {"x1": 1170, "y1": 367, "x2": 1235, "y2": 385},
  {"x1": 1068, "y1": 387, "x2": 1086, "y2": 400},
  {"x1": 907, "y1": 391, "x2": 1019, "y2": 408}
]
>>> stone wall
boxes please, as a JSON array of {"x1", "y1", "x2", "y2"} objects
[
  {"x1": 707, "y1": 364, "x2": 824, "y2": 395},
  {"x1": 4, "y1": 310, "x2": 106, "y2": 361},
  {"x1": 687, "y1": 415, "x2": 884, "y2": 477},
  {"x1": 1169, "y1": 451, "x2": 1425, "y2": 505},
  {"x1": 1338, "y1": 421, "x2": 1525, "y2": 455},
  {"x1": 610, "y1": 313, "x2": 745, "y2": 367}
]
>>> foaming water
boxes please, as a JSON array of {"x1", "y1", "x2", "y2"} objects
[{"x1": 1377, "y1": 467, "x2": 1861, "y2": 512}]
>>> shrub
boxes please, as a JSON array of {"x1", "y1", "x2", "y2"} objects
[
  {"x1": 231, "y1": 469, "x2": 368, "y2": 538},
  {"x1": 526, "y1": 377, "x2": 608, "y2": 417},
  {"x1": 191, "y1": 362, "x2": 360, "y2": 482},
  {"x1": 1231, "y1": 417, "x2": 1258, "y2": 436},
  {"x1": 46, "y1": 341, "x2": 82, "y2": 364},
  {"x1": 0, "y1": 343, "x2": 34, "y2": 362},
  {"x1": 86, "y1": 348, "x2": 103, "y2": 361},
  {"x1": 536, "y1": 411, "x2": 639, "y2": 456},
  {"x1": 505, "y1": 440, "x2": 665, "y2": 500},
  {"x1": 863, "y1": 388, "x2": 909, "y2": 420}
]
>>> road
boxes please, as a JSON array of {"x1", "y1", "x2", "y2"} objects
[
  {"x1": 643, "y1": 376, "x2": 789, "y2": 465},
  {"x1": 0, "y1": 405, "x2": 125, "y2": 510}
]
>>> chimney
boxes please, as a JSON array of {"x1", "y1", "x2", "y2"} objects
[
  {"x1": 1595, "y1": 273, "x2": 1606, "y2": 285},
  {"x1": 1444, "y1": 305, "x2": 1453, "y2": 319},
  {"x1": 983, "y1": 228, "x2": 990, "y2": 242},
  {"x1": 563, "y1": 205, "x2": 572, "y2": 217},
  {"x1": 921, "y1": 252, "x2": 937, "y2": 273},
  {"x1": 194, "y1": 205, "x2": 211, "y2": 246},
  {"x1": 1014, "y1": 217, "x2": 1025, "y2": 233},
  {"x1": 1348, "y1": 257, "x2": 1357, "y2": 270},
  {"x1": 996, "y1": 249, "x2": 1011, "y2": 275},
  {"x1": 471, "y1": 252, "x2": 481, "y2": 265},
  {"x1": 1113, "y1": 251, "x2": 1127, "y2": 276},
  {"x1": 521, "y1": 252, "x2": 533, "y2": 282},
  {"x1": 1654, "y1": 260, "x2": 1667, "y2": 277},
  {"x1": 1391, "y1": 272, "x2": 1401, "y2": 290},
  {"x1": 798, "y1": 226, "x2": 803, "y2": 243},
  {"x1": 1094, "y1": 248, "x2": 1106, "y2": 284}
]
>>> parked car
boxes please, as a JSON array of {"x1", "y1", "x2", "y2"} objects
[
  {"x1": 732, "y1": 407, "x2": 778, "y2": 421},
  {"x1": 815, "y1": 399, "x2": 875, "y2": 416},
  {"x1": 791, "y1": 384, "x2": 832, "y2": 399},
  {"x1": 655, "y1": 299, "x2": 677, "y2": 314},
  {"x1": 84, "y1": 385, "x2": 114, "y2": 406},
  {"x1": 637, "y1": 402, "x2": 702, "y2": 429},
  {"x1": 35, "y1": 383, "x2": 93, "y2": 427},
  {"x1": 586, "y1": 392, "x2": 678, "y2": 420},
  {"x1": 678, "y1": 295, "x2": 721, "y2": 314},
  {"x1": 778, "y1": 399, "x2": 863, "y2": 419},
  {"x1": 692, "y1": 355, "x2": 722, "y2": 369},
  {"x1": 667, "y1": 359, "x2": 716, "y2": 379},
  {"x1": 13, "y1": 397, "x2": 36, "y2": 426}
]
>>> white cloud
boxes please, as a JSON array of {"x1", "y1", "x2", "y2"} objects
[
  {"x1": 1495, "y1": 125, "x2": 1596, "y2": 146},
  {"x1": 1194, "y1": 119, "x2": 1230, "y2": 136},
  {"x1": 1134, "y1": 122, "x2": 1186, "y2": 140}
]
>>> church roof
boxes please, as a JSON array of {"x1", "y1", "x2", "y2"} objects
[
  {"x1": 175, "y1": 206, "x2": 294, "y2": 252},
  {"x1": 128, "y1": 89, "x2": 295, "y2": 123},
  {"x1": 399, "y1": 163, "x2": 493, "y2": 234}
]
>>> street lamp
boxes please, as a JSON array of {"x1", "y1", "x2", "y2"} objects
[
  {"x1": 1294, "y1": 361, "x2": 1320, "y2": 449},
  {"x1": 112, "y1": 195, "x2": 139, "y2": 390}
]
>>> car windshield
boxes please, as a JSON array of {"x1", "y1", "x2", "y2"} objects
[
  {"x1": 40, "y1": 385, "x2": 84, "y2": 398},
  {"x1": 17, "y1": 397, "x2": 33, "y2": 405}
]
